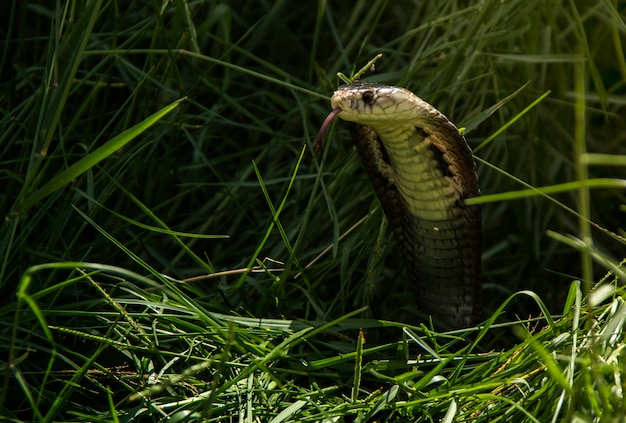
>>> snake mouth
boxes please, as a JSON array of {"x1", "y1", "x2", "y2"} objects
[{"x1": 315, "y1": 107, "x2": 343, "y2": 152}]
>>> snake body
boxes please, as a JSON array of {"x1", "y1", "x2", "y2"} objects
[{"x1": 324, "y1": 82, "x2": 482, "y2": 328}]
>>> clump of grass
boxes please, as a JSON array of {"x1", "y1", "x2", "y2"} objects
[
  {"x1": 1, "y1": 0, "x2": 625, "y2": 421},
  {"x1": 5, "y1": 257, "x2": 625, "y2": 421}
]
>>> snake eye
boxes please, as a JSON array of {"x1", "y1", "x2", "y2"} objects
[{"x1": 362, "y1": 91, "x2": 375, "y2": 104}]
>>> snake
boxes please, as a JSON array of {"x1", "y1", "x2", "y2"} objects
[{"x1": 317, "y1": 81, "x2": 482, "y2": 329}]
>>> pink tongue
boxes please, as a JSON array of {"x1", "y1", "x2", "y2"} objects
[{"x1": 315, "y1": 107, "x2": 342, "y2": 152}]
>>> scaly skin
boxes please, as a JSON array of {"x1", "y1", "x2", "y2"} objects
[{"x1": 330, "y1": 82, "x2": 482, "y2": 329}]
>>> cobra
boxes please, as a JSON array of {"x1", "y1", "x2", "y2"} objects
[{"x1": 318, "y1": 82, "x2": 482, "y2": 329}]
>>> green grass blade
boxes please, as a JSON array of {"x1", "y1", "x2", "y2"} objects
[
  {"x1": 472, "y1": 89, "x2": 551, "y2": 153},
  {"x1": 466, "y1": 178, "x2": 626, "y2": 205},
  {"x1": 36, "y1": 0, "x2": 104, "y2": 159},
  {"x1": 351, "y1": 329, "x2": 365, "y2": 402},
  {"x1": 13, "y1": 98, "x2": 184, "y2": 216},
  {"x1": 268, "y1": 400, "x2": 307, "y2": 423},
  {"x1": 514, "y1": 325, "x2": 572, "y2": 394}
]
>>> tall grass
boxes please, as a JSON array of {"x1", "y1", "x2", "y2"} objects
[{"x1": 1, "y1": 0, "x2": 625, "y2": 421}]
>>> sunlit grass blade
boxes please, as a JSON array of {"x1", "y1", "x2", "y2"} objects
[
  {"x1": 581, "y1": 153, "x2": 626, "y2": 166},
  {"x1": 472, "y1": 89, "x2": 551, "y2": 153},
  {"x1": 461, "y1": 81, "x2": 530, "y2": 134},
  {"x1": 13, "y1": 98, "x2": 185, "y2": 216},
  {"x1": 466, "y1": 178, "x2": 626, "y2": 205},
  {"x1": 546, "y1": 231, "x2": 626, "y2": 282}
]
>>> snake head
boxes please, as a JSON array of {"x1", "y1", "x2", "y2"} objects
[
  {"x1": 316, "y1": 81, "x2": 435, "y2": 151},
  {"x1": 330, "y1": 82, "x2": 429, "y2": 125}
]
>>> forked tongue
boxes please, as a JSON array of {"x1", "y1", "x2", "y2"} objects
[{"x1": 315, "y1": 107, "x2": 342, "y2": 152}]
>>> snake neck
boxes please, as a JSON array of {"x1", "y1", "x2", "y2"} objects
[
  {"x1": 370, "y1": 122, "x2": 462, "y2": 221},
  {"x1": 350, "y1": 118, "x2": 482, "y2": 329}
]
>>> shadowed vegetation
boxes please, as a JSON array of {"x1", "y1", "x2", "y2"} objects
[{"x1": 1, "y1": 1, "x2": 625, "y2": 421}]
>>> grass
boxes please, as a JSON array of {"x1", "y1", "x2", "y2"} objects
[{"x1": 1, "y1": 0, "x2": 625, "y2": 421}]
